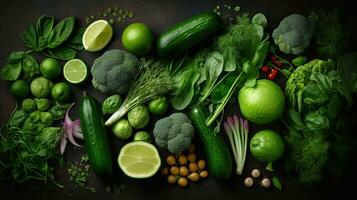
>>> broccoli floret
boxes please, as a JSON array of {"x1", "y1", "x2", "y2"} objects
[
  {"x1": 91, "y1": 49, "x2": 139, "y2": 94},
  {"x1": 153, "y1": 113, "x2": 194, "y2": 154},
  {"x1": 272, "y1": 14, "x2": 314, "y2": 55}
]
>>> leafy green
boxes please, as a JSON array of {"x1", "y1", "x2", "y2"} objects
[
  {"x1": 44, "y1": 46, "x2": 77, "y2": 60},
  {"x1": 338, "y1": 52, "x2": 357, "y2": 94},
  {"x1": 21, "y1": 24, "x2": 38, "y2": 50},
  {"x1": 48, "y1": 102, "x2": 71, "y2": 120},
  {"x1": 200, "y1": 51, "x2": 224, "y2": 98},
  {"x1": 309, "y1": 10, "x2": 348, "y2": 59},
  {"x1": 22, "y1": 54, "x2": 40, "y2": 80},
  {"x1": 37, "y1": 15, "x2": 55, "y2": 50}
]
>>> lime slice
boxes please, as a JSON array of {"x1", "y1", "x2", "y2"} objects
[
  {"x1": 63, "y1": 59, "x2": 87, "y2": 84},
  {"x1": 118, "y1": 141, "x2": 161, "y2": 178},
  {"x1": 82, "y1": 20, "x2": 113, "y2": 52}
]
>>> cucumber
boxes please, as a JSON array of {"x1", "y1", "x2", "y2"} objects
[
  {"x1": 157, "y1": 12, "x2": 222, "y2": 58},
  {"x1": 190, "y1": 106, "x2": 232, "y2": 180},
  {"x1": 80, "y1": 92, "x2": 113, "y2": 178}
]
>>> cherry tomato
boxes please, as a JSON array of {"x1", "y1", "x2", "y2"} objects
[
  {"x1": 271, "y1": 55, "x2": 277, "y2": 62},
  {"x1": 267, "y1": 73, "x2": 277, "y2": 80},
  {"x1": 271, "y1": 68, "x2": 278, "y2": 75},
  {"x1": 274, "y1": 61, "x2": 283, "y2": 67},
  {"x1": 260, "y1": 65, "x2": 270, "y2": 73}
]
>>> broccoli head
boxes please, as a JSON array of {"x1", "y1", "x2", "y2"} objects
[
  {"x1": 91, "y1": 49, "x2": 139, "y2": 94},
  {"x1": 153, "y1": 113, "x2": 195, "y2": 154},
  {"x1": 272, "y1": 14, "x2": 314, "y2": 55}
]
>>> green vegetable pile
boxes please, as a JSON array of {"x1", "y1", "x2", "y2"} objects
[{"x1": 284, "y1": 56, "x2": 357, "y2": 184}]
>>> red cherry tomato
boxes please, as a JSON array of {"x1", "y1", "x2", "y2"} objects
[
  {"x1": 271, "y1": 68, "x2": 278, "y2": 75},
  {"x1": 260, "y1": 65, "x2": 270, "y2": 73},
  {"x1": 267, "y1": 73, "x2": 277, "y2": 80},
  {"x1": 271, "y1": 55, "x2": 277, "y2": 62}
]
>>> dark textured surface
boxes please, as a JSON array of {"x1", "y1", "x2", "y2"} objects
[{"x1": 1, "y1": 0, "x2": 357, "y2": 200}]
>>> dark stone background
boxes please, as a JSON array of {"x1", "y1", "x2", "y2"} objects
[{"x1": 1, "y1": 0, "x2": 356, "y2": 200}]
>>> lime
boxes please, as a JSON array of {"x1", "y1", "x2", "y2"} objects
[
  {"x1": 63, "y1": 59, "x2": 87, "y2": 84},
  {"x1": 118, "y1": 141, "x2": 161, "y2": 178},
  {"x1": 51, "y1": 82, "x2": 71, "y2": 102},
  {"x1": 40, "y1": 58, "x2": 61, "y2": 79},
  {"x1": 30, "y1": 77, "x2": 53, "y2": 98},
  {"x1": 82, "y1": 20, "x2": 113, "y2": 52},
  {"x1": 122, "y1": 23, "x2": 153, "y2": 56},
  {"x1": 250, "y1": 129, "x2": 285, "y2": 171},
  {"x1": 10, "y1": 80, "x2": 29, "y2": 99}
]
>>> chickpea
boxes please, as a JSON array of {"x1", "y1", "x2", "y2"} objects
[
  {"x1": 188, "y1": 144, "x2": 195, "y2": 153},
  {"x1": 179, "y1": 166, "x2": 189, "y2": 177},
  {"x1": 161, "y1": 167, "x2": 169, "y2": 176},
  {"x1": 167, "y1": 175, "x2": 176, "y2": 184},
  {"x1": 170, "y1": 166, "x2": 179, "y2": 176},
  {"x1": 189, "y1": 162, "x2": 198, "y2": 172},
  {"x1": 261, "y1": 178, "x2": 271, "y2": 188},
  {"x1": 244, "y1": 177, "x2": 254, "y2": 188},
  {"x1": 251, "y1": 169, "x2": 261, "y2": 178},
  {"x1": 166, "y1": 155, "x2": 176, "y2": 165},
  {"x1": 178, "y1": 155, "x2": 187, "y2": 165},
  {"x1": 188, "y1": 172, "x2": 200, "y2": 182},
  {"x1": 197, "y1": 160, "x2": 206, "y2": 170},
  {"x1": 178, "y1": 177, "x2": 188, "y2": 187},
  {"x1": 199, "y1": 170, "x2": 208, "y2": 178},
  {"x1": 187, "y1": 153, "x2": 196, "y2": 162}
]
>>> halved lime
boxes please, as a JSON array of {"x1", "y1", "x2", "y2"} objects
[
  {"x1": 118, "y1": 141, "x2": 161, "y2": 178},
  {"x1": 63, "y1": 59, "x2": 87, "y2": 84},
  {"x1": 82, "y1": 20, "x2": 113, "y2": 52}
]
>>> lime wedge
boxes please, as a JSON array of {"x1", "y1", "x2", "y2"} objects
[
  {"x1": 63, "y1": 59, "x2": 87, "y2": 84},
  {"x1": 118, "y1": 141, "x2": 161, "y2": 178},
  {"x1": 82, "y1": 20, "x2": 113, "y2": 52}
]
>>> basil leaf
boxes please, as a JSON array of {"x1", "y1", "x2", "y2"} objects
[
  {"x1": 21, "y1": 24, "x2": 38, "y2": 50},
  {"x1": 22, "y1": 54, "x2": 40, "y2": 80},
  {"x1": 1, "y1": 61, "x2": 22, "y2": 81},
  {"x1": 304, "y1": 110, "x2": 330, "y2": 133},
  {"x1": 47, "y1": 17, "x2": 75, "y2": 48},
  {"x1": 44, "y1": 46, "x2": 76, "y2": 60},
  {"x1": 66, "y1": 27, "x2": 84, "y2": 51},
  {"x1": 37, "y1": 15, "x2": 55, "y2": 50},
  {"x1": 9, "y1": 109, "x2": 27, "y2": 127}
]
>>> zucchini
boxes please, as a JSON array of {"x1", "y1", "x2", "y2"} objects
[
  {"x1": 190, "y1": 105, "x2": 232, "y2": 180},
  {"x1": 80, "y1": 92, "x2": 113, "y2": 178},
  {"x1": 157, "y1": 12, "x2": 222, "y2": 58}
]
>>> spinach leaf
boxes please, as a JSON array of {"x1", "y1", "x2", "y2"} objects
[
  {"x1": 37, "y1": 15, "x2": 55, "y2": 50},
  {"x1": 44, "y1": 46, "x2": 76, "y2": 60},
  {"x1": 1, "y1": 61, "x2": 22, "y2": 81},
  {"x1": 201, "y1": 51, "x2": 224, "y2": 98},
  {"x1": 66, "y1": 27, "x2": 85, "y2": 51},
  {"x1": 171, "y1": 67, "x2": 200, "y2": 110},
  {"x1": 22, "y1": 54, "x2": 39, "y2": 80},
  {"x1": 47, "y1": 17, "x2": 75, "y2": 48},
  {"x1": 210, "y1": 72, "x2": 236, "y2": 103},
  {"x1": 244, "y1": 40, "x2": 270, "y2": 87},
  {"x1": 337, "y1": 52, "x2": 357, "y2": 94},
  {"x1": 21, "y1": 24, "x2": 38, "y2": 50}
]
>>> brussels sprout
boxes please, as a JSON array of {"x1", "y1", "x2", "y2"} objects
[
  {"x1": 133, "y1": 131, "x2": 152, "y2": 143},
  {"x1": 127, "y1": 105, "x2": 150, "y2": 129},
  {"x1": 22, "y1": 98, "x2": 36, "y2": 112},
  {"x1": 102, "y1": 94, "x2": 122, "y2": 115},
  {"x1": 35, "y1": 98, "x2": 50, "y2": 111},
  {"x1": 148, "y1": 96, "x2": 168, "y2": 115},
  {"x1": 30, "y1": 77, "x2": 53, "y2": 98},
  {"x1": 112, "y1": 119, "x2": 133, "y2": 139},
  {"x1": 40, "y1": 112, "x2": 54, "y2": 126}
]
